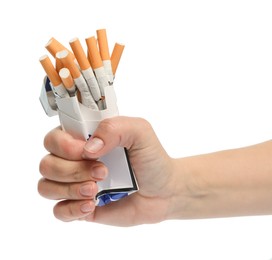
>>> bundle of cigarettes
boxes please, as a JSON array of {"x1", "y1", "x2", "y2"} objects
[
  {"x1": 39, "y1": 29, "x2": 138, "y2": 206},
  {"x1": 39, "y1": 28, "x2": 124, "y2": 111}
]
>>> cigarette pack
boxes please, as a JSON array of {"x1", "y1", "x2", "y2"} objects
[{"x1": 40, "y1": 76, "x2": 139, "y2": 206}]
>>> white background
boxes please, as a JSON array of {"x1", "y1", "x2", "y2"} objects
[{"x1": 0, "y1": 0, "x2": 272, "y2": 259}]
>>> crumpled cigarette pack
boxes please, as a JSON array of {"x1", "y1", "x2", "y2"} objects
[{"x1": 40, "y1": 76, "x2": 138, "y2": 206}]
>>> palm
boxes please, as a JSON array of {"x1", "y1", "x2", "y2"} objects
[{"x1": 87, "y1": 136, "x2": 174, "y2": 226}]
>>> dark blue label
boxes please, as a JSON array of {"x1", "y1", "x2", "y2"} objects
[{"x1": 97, "y1": 192, "x2": 129, "y2": 206}]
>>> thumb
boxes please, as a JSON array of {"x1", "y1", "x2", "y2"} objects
[{"x1": 82, "y1": 116, "x2": 158, "y2": 159}]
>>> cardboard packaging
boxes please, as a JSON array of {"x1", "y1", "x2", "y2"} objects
[{"x1": 40, "y1": 77, "x2": 138, "y2": 206}]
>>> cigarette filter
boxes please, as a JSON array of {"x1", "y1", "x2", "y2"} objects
[
  {"x1": 59, "y1": 68, "x2": 76, "y2": 95},
  {"x1": 111, "y1": 43, "x2": 125, "y2": 76},
  {"x1": 45, "y1": 37, "x2": 74, "y2": 59},
  {"x1": 85, "y1": 36, "x2": 103, "y2": 69},
  {"x1": 69, "y1": 37, "x2": 90, "y2": 70}
]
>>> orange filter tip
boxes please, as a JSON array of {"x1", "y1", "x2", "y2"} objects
[
  {"x1": 96, "y1": 29, "x2": 110, "y2": 61},
  {"x1": 59, "y1": 68, "x2": 75, "y2": 90},
  {"x1": 69, "y1": 37, "x2": 91, "y2": 70},
  {"x1": 45, "y1": 37, "x2": 74, "y2": 59},
  {"x1": 85, "y1": 36, "x2": 103, "y2": 69},
  {"x1": 111, "y1": 43, "x2": 125, "y2": 75},
  {"x1": 39, "y1": 54, "x2": 62, "y2": 86},
  {"x1": 56, "y1": 50, "x2": 81, "y2": 79}
]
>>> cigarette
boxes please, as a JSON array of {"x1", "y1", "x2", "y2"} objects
[
  {"x1": 39, "y1": 54, "x2": 68, "y2": 98},
  {"x1": 39, "y1": 55, "x2": 61, "y2": 86},
  {"x1": 55, "y1": 56, "x2": 63, "y2": 72},
  {"x1": 56, "y1": 50, "x2": 81, "y2": 79},
  {"x1": 45, "y1": 37, "x2": 72, "y2": 58},
  {"x1": 69, "y1": 37, "x2": 90, "y2": 70},
  {"x1": 56, "y1": 50, "x2": 98, "y2": 110},
  {"x1": 111, "y1": 43, "x2": 125, "y2": 76},
  {"x1": 96, "y1": 29, "x2": 110, "y2": 60},
  {"x1": 59, "y1": 68, "x2": 76, "y2": 95},
  {"x1": 85, "y1": 36, "x2": 109, "y2": 97},
  {"x1": 69, "y1": 37, "x2": 102, "y2": 102},
  {"x1": 87, "y1": 50, "x2": 91, "y2": 64},
  {"x1": 85, "y1": 36, "x2": 103, "y2": 69},
  {"x1": 97, "y1": 29, "x2": 114, "y2": 83}
]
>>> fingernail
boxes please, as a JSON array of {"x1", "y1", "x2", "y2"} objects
[
  {"x1": 80, "y1": 202, "x2": 95, "y2": 213},
  {"x1": 92, "y1": 166, "x2": 108, "y2": 180},
  {"x1": 80, "y1": 184, "x2": 93, "y2": 197},
  {"x1": 84, "y1": 137, "x2": 104, "y2": 153}
]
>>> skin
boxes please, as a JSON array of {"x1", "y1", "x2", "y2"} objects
[{"x1": 38, "y1": 116, "x2": 272, "y2": 226}]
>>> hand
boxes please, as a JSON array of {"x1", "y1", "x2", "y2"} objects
[{"x1": 38, "y1": 116, "x2": 188, "y2": 226}]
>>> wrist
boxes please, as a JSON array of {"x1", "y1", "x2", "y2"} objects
[{"x1": 166, "y1": 157, "x2": 211, "y2": 220}]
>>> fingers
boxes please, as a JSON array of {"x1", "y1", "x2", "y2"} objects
[
  {"x1": 44, "y1": 126, "x2": 86, "y2": 160},
  {"x1": 52, "y1": 194, "x2": 135, "y2": 224},
  {"x1": 38, "y1": 177, "x2": 99, "y2": 200},
  {"x1": 39, "y1": 154, "x2": 108, "y2": 182},
  {"x1": 83, "y1": 116, "x2": 160, "y2": 159},
  {"x1": 53, "y1": 200, "x2": 96, "y2": 222},
  {"x1": 44, "y1": 117, "x2": 162, "y2": 162},
  {"x1": 38, "y1": 154, "x2": 107, "y2": 202}
]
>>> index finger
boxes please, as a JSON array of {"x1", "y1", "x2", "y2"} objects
[{"x1": 44, "y1": 126, "x2": 86, "y2": 160}]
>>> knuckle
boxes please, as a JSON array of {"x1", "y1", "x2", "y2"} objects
[
  {"x1": 37, "y1": 178, "x2": 47, "y2": 197},
  {"x1": 67, "y1": 184, "x2": 75, "y2": 198},
  {"x1": 43, "y1": 134, "x2": 51, "y2": 152},
  {"x1": 99, "y1": 118, "x2": 119, "y2": 134},
  {"x1": 60, "y1": 137, "x2": 76, "y2": 157},
  {"x1": 39, "y1": 155, "x2": 50, "y2": 177},
  {"x1": 43, "y1": 127, "x2": 61, "y2": 152},
  {"x1": 72, "y1": 169, "x2": 82, "y2": 182},
  {"x1": 70, "y1": 163, "x2": 85, "y2": 182},
  {"x1": 136, "y1": 117, "x2": 152, "y2": 130},
  {"x1": 53, "y1": 203, "x2": 65, "y2": 221},
  {"x1": 67, "y1": 204, "x2": 75, "y2": 220},
  {"x1": 68, "y1": 161, "x2": 92, "y2": 182},
  {"x1": 53, "y1": 202, "x2": 75, "y2": 222}
]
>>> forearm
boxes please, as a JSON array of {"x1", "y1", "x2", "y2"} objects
[{"x1": 169, "y1": 140, "x2": 272, "y2": 219}]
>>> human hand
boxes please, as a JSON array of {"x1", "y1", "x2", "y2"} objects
[{"x1": 38, "y1": 116, "x2": 189, "y2": 226}]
